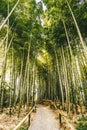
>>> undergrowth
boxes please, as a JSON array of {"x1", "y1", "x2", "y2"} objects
[
  {"x1": 76, "y1": 123, "x2": 87, "y2": 130},
  {"x1": 18, "y1": 122, "x2": 28, "y2": 130},
  {"x1": 76, "y1": 116, "x2": 87, "y2": 130}
]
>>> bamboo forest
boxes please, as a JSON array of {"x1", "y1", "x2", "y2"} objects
[{"x1": 0, "y1": 0, "x2": 87, "y2": 130}]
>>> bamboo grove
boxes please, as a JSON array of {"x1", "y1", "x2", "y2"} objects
[{"x1": 0, "y1": 0, "x2": 87, "y2": 116}]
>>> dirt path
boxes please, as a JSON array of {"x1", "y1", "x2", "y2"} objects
[{"x1": 29, "y1": 105, "x2": 60, "y2": 130}]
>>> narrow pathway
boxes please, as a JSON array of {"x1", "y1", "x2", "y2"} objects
[{"x1": 29, "y1": 105, "x2": 60, "y2": 130}]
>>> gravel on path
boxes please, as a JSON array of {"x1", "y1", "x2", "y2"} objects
[{"x1": 29, "y1": 105, "x2": 60, "y2": 130}]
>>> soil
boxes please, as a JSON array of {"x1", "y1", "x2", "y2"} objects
[
  {"x1": 0, "y1": 113, "x2": 18, "y2": 130},
  {"x1": 0, "y1": 106, "x2": 33, "y2": 130}
]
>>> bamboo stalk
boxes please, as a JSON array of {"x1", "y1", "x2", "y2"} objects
[
  {"x1": 0, "y1": 0, "x2": 20, "y2": 31},
  {"x1": 54, "y1": 48, "x2": 64, "y2": 108},
  {"x1": 66, "y1": 0, "x2": 87, "y2": 59}
]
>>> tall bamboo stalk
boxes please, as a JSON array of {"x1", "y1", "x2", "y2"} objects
[
  {"x1": 18, "y1": 51, "x2": 24, "y2": 117},
  {"x1": 0, "y1": 0, "x2": 10, "y2": 112},
  {"x1": 0, "y1": 0, "x2": 20, "y2": 31},
  {"x1": 54, "y1": 48, "x2": 64, "y2": 108},
  {"x1": 66, "y1": 0, "x2": 87, "y2": 60},
  {"x1": 61, "y1": 47, "x2": 70, "y2": 114}
]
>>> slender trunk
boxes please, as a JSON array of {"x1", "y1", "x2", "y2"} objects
[
  {"x1": 66, "y1": 0, "x2": 87, "y2": 59},
  {"x1": 0, "y1": 0, "x2": 20, "y2": 30},
  {"x1": 61, "y1": 47, "x2": 70, "y2": 114},
  {"x1": 0, "y1": 2, "x2": 9, "y2": 111},
  {"x1": 26, "y1": 42, "x2": 31, "y2": 106},
  {"x1": 54, "y1": 49, "x2": 64, "y2": 108},
  {"x1": 62, "y1": 19, "x2": 76, "y2": 94},
  {"x1": 18, "y1": 51, "x2": 24, "y2": 118}
]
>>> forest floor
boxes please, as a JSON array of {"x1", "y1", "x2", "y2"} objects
[
  {"x1": 0, "y1": 104, "x2": 87, "y2": 130},
  {"x1": 0, "y1": 106, "x2": 34, "y2": 130},
  {"x1": 54, "y1": 107, "x2": 87, "y2": 130}
]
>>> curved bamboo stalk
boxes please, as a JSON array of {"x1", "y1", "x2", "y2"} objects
[
  {"x1": 0, "y1": 16, "x2": 18, "y2": 48},
  {"x1": 0, "y1": 34, "x2": 7, "y2": 48}
]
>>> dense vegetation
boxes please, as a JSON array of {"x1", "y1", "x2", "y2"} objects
[{"x1": 0, "y1": 0, "x2": 87, "y2": 122}]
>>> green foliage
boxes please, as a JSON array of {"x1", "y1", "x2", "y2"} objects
[
  {"x1": 76, "y1": 116, "x2": 87, "y2": 130},
  {"x1": 18, "y1": 122, "x2": 28, "y2": 130},
  {"x1": 76, "y1": 3, "x2": 87, "y2": 37},
  {"x1": 78, "y1": 117, "x2": 87, "y2": 121},
  {"x1": 76, "y1": 123, "x2": 87, "y2": 130},
  {"x1": 0, "y1": 0, "x2": 8, "y2": 17}
]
